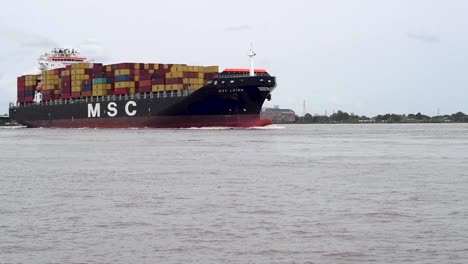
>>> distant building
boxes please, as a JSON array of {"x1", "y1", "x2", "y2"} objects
[{"x1": 261, "y1": 106, "x2": 296, "y2": 123}]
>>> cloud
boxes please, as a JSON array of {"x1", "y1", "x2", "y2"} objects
[
  {"x1": 225, "y1": 25, "x2": 252, "y2": 32},
  {"x1": 0, "y1": 26, "x2": 59, "y2": 48},
  {"x1": 407, "y1": 32, "x2": 440, "y2": 44}
]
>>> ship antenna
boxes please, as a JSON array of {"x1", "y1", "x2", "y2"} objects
[{"x1": 248, "y1": 43, "x2": 256, "y2": 76}]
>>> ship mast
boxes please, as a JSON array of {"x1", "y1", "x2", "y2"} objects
[{"x1": 248, "y1": 43, "x2": 256, "y2": 76}]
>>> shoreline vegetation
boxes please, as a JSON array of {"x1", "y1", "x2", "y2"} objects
[{"x1": 291, "y1": 110, "x2": 468, "y2": 124}]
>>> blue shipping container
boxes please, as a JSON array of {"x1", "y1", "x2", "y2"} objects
[
  {"x1": 82, "y1": 84, "x2": 92, "y2": 91},
  {"x1": 115, "y1": 75, "x2": 131, "y2": 82}
]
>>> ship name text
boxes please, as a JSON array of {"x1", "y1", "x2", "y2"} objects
[
  {"x1": 218, "y1": 88, "x2": 244, "y2": 93},
  {"x1": 88, "y1": 101, "x2": 137, "y2": 118}
]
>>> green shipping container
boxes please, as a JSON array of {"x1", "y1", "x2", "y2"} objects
[{"x1": 92, "y1": 78, "x2": 108, "y2": 85}]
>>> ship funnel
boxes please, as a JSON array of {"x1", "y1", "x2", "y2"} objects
[{"x1": 248, "y1": 43, "x2": 256, "y2": 76}]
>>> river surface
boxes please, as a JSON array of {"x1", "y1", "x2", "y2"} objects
[{"x1": 0, "y1": 124, "x2": 467, "y2": 264}]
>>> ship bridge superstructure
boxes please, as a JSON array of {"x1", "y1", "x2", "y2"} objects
[{"x1": 38, "y1": 48, "x2": 92, "y2": 71}]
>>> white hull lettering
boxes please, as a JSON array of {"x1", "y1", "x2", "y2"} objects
[
  {"x1": 125, "y1": 101, "x2": 137, "y2": 116},
  {"x1": 88, "y1": 103, "x2": 101, "y2": 118},
  {"x1": 107, "y1": 102, "x2": 117, "y2": 117},
  {"x1": 88, "y1": 102, "x2": 137, "y2": 117}
]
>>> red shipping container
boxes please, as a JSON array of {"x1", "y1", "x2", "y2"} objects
[
  {"x1": 166, "y1": 78, "x2": 183, "y2": 85},
  {"x1": 92, "y1": 72, "x2": 106, "y2": 78},
  {"x1": 138, "y1": 86, "x2": 151, "y2": 93},
  {"x1": 17, "y1": 76, "x2": 26, "y2": 82},
  {"x1": 151, "y1": 78, "x2": 165, "y2": 85},
  {"x1": 25, "y1": 85, "x2": 36, "y2": 91},
  {"x1": 139, "y1": 74, "x2": 151, "y2": 81},
  {"x1": 42, "y1": 94, "x2": 51, "y2": 101},
  {"x1": 24, "y1": 96, "x2": 34, "y2": 102},
  {"x1": 139, "y1": 80, "x2": 151, "y2": 87},
  {"x1": 132, "y1": 69, "x2": 149, "y2": 75},
  {"x1": 112, "y1": 63, "x2": 132, "y2": 70},
  {"x1": 81, "y1": 91, "x2": 92, "y2": 97},
  {"x1": 113, "y1": 88, "x2": 130, "y2": 95},
  {"x1": 61, "y1": 93, "x2": 71, "y2": 99},
  {"x1": 71, "y1": 92, "x2": 81, "y2": 98},
  {"x1": 92, "y1": 63, "x2": 103, "y2": 70},
  {"x1": 204, "y1": 73, "x2": 216, "y2": 80}
]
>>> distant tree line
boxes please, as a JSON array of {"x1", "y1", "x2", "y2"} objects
[{"x1": 295, "y1": 110, "x2": 468, "y2": 124}]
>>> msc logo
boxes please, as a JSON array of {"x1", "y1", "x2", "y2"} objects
[{"x1": 88, "y1": 101, "x2": 137, "y2": 118}]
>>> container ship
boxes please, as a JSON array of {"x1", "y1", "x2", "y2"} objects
[{"x1": 9, "y1": 48, "x2": 276, "y2": 128}]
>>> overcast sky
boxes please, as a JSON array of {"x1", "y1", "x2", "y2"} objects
[{"x1": 1, "y1": 0, "x2": 467, "y2": 116}]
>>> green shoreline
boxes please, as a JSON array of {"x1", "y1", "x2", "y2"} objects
[{"x1": 281, "y1": 110, "x2": 468, "y2": 124}]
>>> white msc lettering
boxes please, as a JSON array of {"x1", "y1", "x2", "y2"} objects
[
  {"x1": 107, "y1": 102, "x2": 118, "y2": 117},
  {"x1": 88, "y1": 103, "x2": 101, "y2": 118},
  {"x1": 125, "y1": 101, "x2": 137, "y2": 116}
]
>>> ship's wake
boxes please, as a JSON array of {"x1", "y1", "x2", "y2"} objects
[
  {"x1": 184, "y1": 124, "x2": 286, "y2": 130},
  {"x1": 0, "y1": 125, "x2": 27, "y2": 129}
]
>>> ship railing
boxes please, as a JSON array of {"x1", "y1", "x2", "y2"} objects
[
  {"x1": 216, "y1": 73, "x2": 269, "y2": 78},
  {"x1": 10, "y1": 90, "x2": 196, "y2": 109}
]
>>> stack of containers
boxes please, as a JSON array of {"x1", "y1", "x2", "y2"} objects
[
  {"x1": 203, "y1": 66, "x2": 219, "y2": 83},
  {"x1": 90, "y1": 64, "x2": 110, "y2": 97},
  {"x1": 113, "y1": 63, "x2": 140, "y2": 95},
  {"x1": 137, "y1": 65, "x2": 152, "y2": 93},
  {"x1": 60, "y1": 68, "x2": 71, "y2": 99},
  {"x1": 71, "y1": 63, "x2": 93, "y2": 98},
  {"x1": 165, "y1": 65, "x2": 218, "y2": 91},
  {"x1": 42, "y1": 69, "x2": 61, "y2": 100},
  {"x1": 17, "y1": 76, "x2": 26, "y2": 103},
  {"x1": 150, "y1": 64, "x2": 171, "y2": 92},
  {"x1": 16, "y1": 62, "x2": 220, "y2": 103},
  {"x1": 23, "y1": 75, "x2": 39, "y2": 102}
]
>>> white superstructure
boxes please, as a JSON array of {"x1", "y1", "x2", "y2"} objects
[{"x1": 38, "y1": 48, "x2": 92, "y2": 71}]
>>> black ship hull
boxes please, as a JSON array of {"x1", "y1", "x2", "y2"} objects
[{"x1": 9, "y1": 76, "x2": 276, "y2": 128}]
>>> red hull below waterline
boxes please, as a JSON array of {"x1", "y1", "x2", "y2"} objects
[{"x1": 23, "y1": 115, "x2": 272, "y2": 128}]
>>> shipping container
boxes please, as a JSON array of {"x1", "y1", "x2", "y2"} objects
[{"x1": 115, "y1": 75, "x2": 133, "y2": 82}]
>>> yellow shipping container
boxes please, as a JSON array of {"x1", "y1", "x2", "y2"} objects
[
  {"x1": 71, "y1": 75, "x2": 90, "y2": 81},
  {"x1": 172, "y1": 84, "x2": 183, "y2": 91},
  {"x1": 71, "y1": 63, "x2": 92, "y2": 70},
  {"x1": 149, "y1": 69, "x2": 154, "y2": 74},
  {"x1": 203, "y1": 66, "x2": 219, "y2": 73},
  {"x1": 115, "y1": 69, "x2": 131, "y2": 76},
  {"x1": 71, "y1": 69, "x2": 85, "y2": 75},
  {"x1": 134, "y1": 63, "x2": 140, "y2": 70},
  {"x1": 115, "y1": 81, "x2": 135, "y2": 88},
  {"x1": 92, "y1": 90, "x2": 108, "y2": 96},
  {"x1": 71, "y1": 87, "x2": 81, "y2": 92},
  {"x1": 24, "y1": 75, "x2": 37, "y2": 81},
  {"x1": 93, "y1": 84, "x2": 112, "y2": 90},
  {"x1": 144, "y1": 64, "x2": 149, "y2": 70},
  {"x1": 167, "y1": 72, "x2": 183, "y2": 78},
  {"x1": 151, "y1": 85, "x2": 165, "y2": 92}
]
